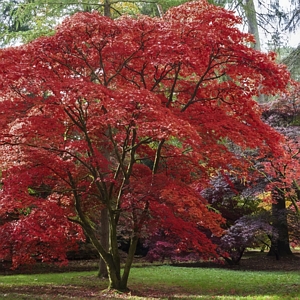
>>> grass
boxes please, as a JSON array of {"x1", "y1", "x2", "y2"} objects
[
  {"x1": 130, "y1": 266, "x2": 300, "y2": 299},
  {"x1": 0, "y1": 265, "x2": 299, "y2": 299}
]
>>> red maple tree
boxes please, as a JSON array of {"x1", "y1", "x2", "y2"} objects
[{"x1": 0, "y1": 0, "x2": 290, "y2": 291}]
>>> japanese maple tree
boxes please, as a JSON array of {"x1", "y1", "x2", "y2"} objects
[
  {"x1": 201, "y1": 173, "x2": 273, "y2": 264},
  {"x1": 0, "y1": 0, "x2": 290, "y2": 291}
]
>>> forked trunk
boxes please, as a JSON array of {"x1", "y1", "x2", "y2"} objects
[
  {"x1": 103, "y1": 237, "x2": 138, "y2": 291},
  {"x1": 96, "y1": 212, "x2": 139, "y2": 291},
  {"x1": 106, "y1": 263, "x2": 123, "y2": 290}
]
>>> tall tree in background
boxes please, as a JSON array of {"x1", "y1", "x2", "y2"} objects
[
  {"x1": 241, "y1": 0, "x2": 261, "y2": 50},
  {"x1": 212, "y1": 0, "x2": 299, "y2": 50},
  {"x1": 209, "y1": 0, "x2": 287, "y2": 102},
  {"x1": 261, "y1": 83, "x2": 300, "y2": 257},
  {"x1": 282, "y1": 47, "x2": 300, "y2": 81},
  {"x1": 140, "y1": 0, "x2": 188, "y2": 16},
  {"x1": 0, "y1": 0, "x2": 160, "y2": 46},
  {"x1": 1, "y1": 0, "x2": 297, "y2": 51},
  {"x1": 0, "y1": 0, "x2": 290, "y2": 291},
  {"x1": 285, "y1": 0, "x2": 300, "y2": 30},
  {"x1": 241, "y1": 0, "x2": 264, "y2": 102},
  {"x1": 282, "y1": 0, "x2": 300, "y2": 80}
]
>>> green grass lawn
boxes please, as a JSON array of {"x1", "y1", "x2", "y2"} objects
[{"x1": 0, "y1": 265, "x2": 299, "y2": 299}]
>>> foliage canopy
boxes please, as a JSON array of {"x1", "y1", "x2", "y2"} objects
[{"x1": 0, "y1": 0, "x2": 290, "y2": 291}]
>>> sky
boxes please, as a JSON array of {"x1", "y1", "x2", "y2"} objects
[{"x1": 289, "y1": 31, "x2": 300, "y2": 47}]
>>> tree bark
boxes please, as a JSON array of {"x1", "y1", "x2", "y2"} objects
[
  {"x1": 121, "y1": 236, "x2": 138, "y2": 288},
  {"x1": 98, "y1": 208, "x2": 109, "y2": 278},
  {"x1": 104, "y1": 0, "x2": 111, "y2": 18},
  {"x1": 268, "y1": 190, "x2": 293, "y2": 258},
  {"x1": 97, "y1": 234, "x2": 137, "y2": 291},
  {"x1": 83, "y1": 222, "x2": 129, "y2": 291},
  {"x1": 242, "y1": 0, "x2": 265, "y2": 103},
  {"x1": 243, "y1": 0, "x2": 261, "y2": 51}
]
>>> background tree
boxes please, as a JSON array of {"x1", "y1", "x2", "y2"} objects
[
  {"x1": 284, "y1": 0, "x2": 300, "y2": 31},
  {"x1": 282, "y1": 46, "x2": 300, "y2": 81},
  {"x1": 139, "y1": 0, "x2": 189, "y2": 16},
  {"x1": 207, "y1": 0, "x2": 286, "y2": 104},
  {"x1": 0, "y1": 0, "x2": 160, "y2": 46},
  {"x1": 200, "y1": 164, "x2": 276, "y2": 264},
  {"x1": 260, "y1": 83, "x2": 300, "y2": 257},
  {"x1": 273, "y1": 0, "x2": 300, "y2": 81}
]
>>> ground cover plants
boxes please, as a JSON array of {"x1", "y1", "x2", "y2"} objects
[{"x1": 0, "y1": 254, "x2": 299, "y2": 299}]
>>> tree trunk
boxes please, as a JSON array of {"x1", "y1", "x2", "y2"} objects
[
  {"x1": 98, "y1": 208, "x2": 109, "y2": 278},
  {"x1": 242, "y1": 0, "x2": 265, "y2": 103},
  {"x1": 102, "y1": 254, "x2": 123, "y2": 290},
  {"x1": 121, "y1": 236, "x2": 139, "y2": 288},
  {"x1": 156, "y1": 4, "x2": 164, "y2": 18},
  {"x1": 89, "y1": 234, "x2": 127, "y2": 291},
  {"x1": 99, "y1": 237, "x2": 137, "y2": 291},
  {"x1": 104, "y1": 0, "x2": 111, "y2": 18},
  {"x1": 243, "y1": 0, "x2": 261, "y2": 51},
  {"x1": 268, "y1": 190, "x2": 293, "y2": 258}
]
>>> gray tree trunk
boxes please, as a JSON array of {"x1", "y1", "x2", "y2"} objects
[
  {"x1": 242, "y1": 0, "x2": 265, "y2": 103},
  {"x1": 104, "y1": 0, "x2": 111, "y2": 18}
]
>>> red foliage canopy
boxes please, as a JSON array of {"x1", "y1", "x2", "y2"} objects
[{"x1": 0, "y1": 0, "x2": 290, "y2": 271}]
